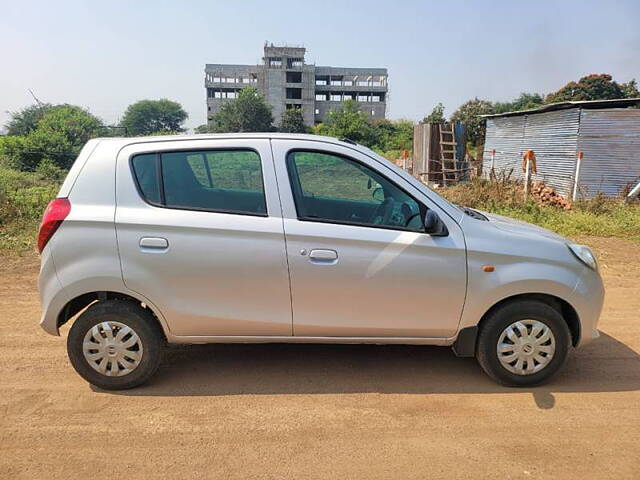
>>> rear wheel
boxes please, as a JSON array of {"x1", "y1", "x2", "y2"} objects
[
  {"x1": 67, "y1": 300, "x2": 165, "y2": 390},
  {"x1": 476, "y1": 300, "x2": 571, "y2": 387}
]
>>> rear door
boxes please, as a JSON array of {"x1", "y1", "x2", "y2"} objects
[
  {"x1": 115, "y1": 138, "x2": 292, "y2": 337},
  {"x1": 271, "y1": 139, "x2": 467, "y2": 338}
]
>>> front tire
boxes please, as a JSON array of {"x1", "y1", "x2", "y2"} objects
[
  {"x1": 476, "y1": 300, "x2": 571, "y2": 387},
  {"x1": 67, "y1": 299, "x2": 165, "y2": 390}
]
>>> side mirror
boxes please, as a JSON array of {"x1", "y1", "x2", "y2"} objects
[{"x1": 423, "y1": 210, "x2": 448, "y2": 236}]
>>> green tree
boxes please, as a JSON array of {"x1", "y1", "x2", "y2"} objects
[
  {"x1": 450, "y1": 98, "x2": 495, "y2": 146},
  {"x1": 422, "y1": 103, "x2": 446, "y2": 124},
  {"x1": 493, "y1": 92, "x2": 544, "y2": 114},
  {"x1": 2, "y1": 104, "x2": 103, "y2": 171},
  {"x1": 371, "y1": 119, "x2": 413, "y2": 151},
  {"x1": 4, "y1": 103, "x2": 54, "y2": 136},
  {"x1": 545, "y1": 74, "x2": 638, "y2": 103},
  {"x1": 313, "y1": 100, "x2": 375, "y2": 145},
  {"x1": 209, "y1": 87, "x2": 274, "y2": 133},
  {"x1": 279, "y1": 108, "x2": 308, "y2": 133},
  {"x1": 621, "y1": 79, "x2": 640, "y2": 98},
  {"x1": 120, "y1": 99, "x2": 188, "y2": 136},
  {"x1": 368, "y1": 119, "x2": 395, "y2": 150}
]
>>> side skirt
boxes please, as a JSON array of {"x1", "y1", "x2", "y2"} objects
[{"x1": 166, "y1": 334, "x2": 456, "y2": 346}]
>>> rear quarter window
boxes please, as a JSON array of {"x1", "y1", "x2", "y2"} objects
[{"x1": 131, "y1": 154, "x2": 161, "y2": 204}]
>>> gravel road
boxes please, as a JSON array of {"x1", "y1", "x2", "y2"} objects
[{"x1": 1, "y1": 236, "x2": 638, "y2": 479}]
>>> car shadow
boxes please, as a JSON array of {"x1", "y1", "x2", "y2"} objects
[{"x1": 103, "y1": 332, "x2": 639, "y2": 409}]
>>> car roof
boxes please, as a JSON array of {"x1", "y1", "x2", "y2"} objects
[{"x1": 91, "y1": 133, "x2": 366, "y2": 153}]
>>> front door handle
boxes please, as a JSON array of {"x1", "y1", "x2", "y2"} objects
[
  {"x1": 308, "y1": 249, "x2": 338, "y2": 265},
  {"x1": 139, "y1": 237, "x2": 169, "y2": 251}
]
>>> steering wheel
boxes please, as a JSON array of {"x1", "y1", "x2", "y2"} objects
[
  {"x1": 400, "y1": 202, "x2": 422, "y2": 228},
  {"x1": 404, "y1": 212, "x2": 422, "y2": 227},
  {"x1": 370, "y1": 197, "x2": 395, "y2": 225}
]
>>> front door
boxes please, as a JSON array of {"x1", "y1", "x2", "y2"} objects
[
  {"x1": 271, "y1": 140, "x2": 467, "y2": 338},
  {"x1": 115, "y1": 139, "x2": 292, "y2": 337}
]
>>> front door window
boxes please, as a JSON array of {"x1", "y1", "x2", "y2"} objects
[{"x1": 287, "y1": 151, "x2": 424, "y2": 232}]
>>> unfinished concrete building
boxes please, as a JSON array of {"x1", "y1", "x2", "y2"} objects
[{"x1": 205, "y1": 43, "x2": 388, "y2": 126}]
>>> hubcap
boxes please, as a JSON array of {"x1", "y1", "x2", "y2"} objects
[
  {"x1": 497, "y1": 319, "x2": 555, "y2": 375},
  {"x1": 82, "y1": 321, "x2": 143, "y2": 377}
]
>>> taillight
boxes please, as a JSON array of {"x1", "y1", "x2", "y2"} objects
[{"x1": 37, "y1": 198, "x2": 71, "y2": 253}]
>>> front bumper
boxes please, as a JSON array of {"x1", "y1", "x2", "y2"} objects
[{"x1": 571, "y1": 266, "x2": 605, "y2": 347}]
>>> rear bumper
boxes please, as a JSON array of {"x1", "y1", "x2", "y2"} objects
[{"x1": 38, "y1": 246, "x2": 68, "y2": 336}]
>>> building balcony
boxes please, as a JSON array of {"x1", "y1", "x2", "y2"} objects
[
  {"x1": 205, "y1": 80, "x2": 255, "y2": 88},
  {"x1": 314, "y1": 84, "x2": 387, "y2": 92},
  {"x1": 317, "y1": 100, "x2": 386, "y2": 105}
]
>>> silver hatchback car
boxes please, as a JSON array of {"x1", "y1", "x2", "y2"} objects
[{"x1": 38, "y1": 134, "x2": 604, "y2": 389}]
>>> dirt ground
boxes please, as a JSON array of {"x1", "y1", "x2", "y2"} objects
[{"x1": 0, "y1": 236, "x2": 638, "y2": 479}]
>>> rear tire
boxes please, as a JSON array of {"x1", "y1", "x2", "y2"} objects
[
  {"x1": 67, "y1": 299, "x2": 165, "y2": 390},
  {"x1": 476, "y1": 300, "x2": 571, "y2": 387}
]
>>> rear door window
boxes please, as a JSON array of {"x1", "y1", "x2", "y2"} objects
[{"x1": 131, "y1": 149, "x2": 267, "y2": 215}]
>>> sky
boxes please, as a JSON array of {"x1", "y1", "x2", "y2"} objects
[{"x1": 1, "y1": 0, "x2": 639, "y2": 131}]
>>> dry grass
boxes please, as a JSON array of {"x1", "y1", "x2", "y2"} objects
[{"x1": 440, "y1": 176, "x2": 640, "y2": 240}]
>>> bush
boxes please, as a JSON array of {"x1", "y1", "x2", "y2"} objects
[
  {"x1": 35, "y1": 159, "x2": 68, "y2": 183},
  {"x1": 0, "y1": 167, "x2": 61, "y2": 252}
]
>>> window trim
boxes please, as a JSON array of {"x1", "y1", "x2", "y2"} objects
[
  {"x1": 285, "y1": 149, "x2": 426, "y2": 233},
  {"x1": 129, "y1": 147, "x2": 269, "y2": 217}
]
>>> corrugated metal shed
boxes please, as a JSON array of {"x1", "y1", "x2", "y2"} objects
[
  {"x1": 577, "y1": 109, "x2": 640, "y2": 197},
  {"x1": 482, "y1": 100, "x2": 640, "y2": 199},
  {"x1": 483, "y1": 115, "x2": 526, "y2": 180}
]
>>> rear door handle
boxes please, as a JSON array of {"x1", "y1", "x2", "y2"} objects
[
  {"x1": 139, "y1": 237, "x2": 169, "y2": 251},
  {"x1": 308, "y1": 249, "x2": 338, "y2": 265}
]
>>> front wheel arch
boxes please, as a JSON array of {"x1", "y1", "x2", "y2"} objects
[
  {"x1": 478, "y1": 293, "x2": 580, "y2": 347},
  {"x1": 454, "y1": 293, "x2": 581, "y2": 357}
]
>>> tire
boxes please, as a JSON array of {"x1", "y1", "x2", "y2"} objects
[
  {"x1": 476, "y1": 300, "x2": 571, "y2": 387},
  {"x1": 67, "y1": 299, "x2": 165, "y2": 390}
]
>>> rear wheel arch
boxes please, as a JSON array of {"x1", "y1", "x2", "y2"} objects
[
  {"x1": 56, "y1": 290, "x2": 168, "y2": 339},
  {"x1": 67, "y1": 298, "x2": 166, "y2": 389}
]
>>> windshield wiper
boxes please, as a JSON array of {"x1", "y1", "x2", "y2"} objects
[{"x1": 457, "y1": 205, "x2": 488, "y2": 221}]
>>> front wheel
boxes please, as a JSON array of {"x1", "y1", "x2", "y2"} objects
[
  {"x1": 476, "y1": 300, "x2": 571, "y2": 387},
  {"x1": 67, "y1": 300, "x2": 165, "y2": 390}
]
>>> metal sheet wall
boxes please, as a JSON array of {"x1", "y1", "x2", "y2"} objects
[
  {"x1": 483, "y1": 116, "x2": 526, "y2": 179},
  {"x1": 577, "y1": 109, "x2": 640, "y2": 198},
  {"x1": 524, "y1": 109, "x2": 580, "y2": 197},
  {"x1": 484, "y1": 110, "x2": 580, "y2": 197}
]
